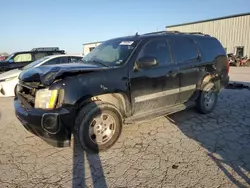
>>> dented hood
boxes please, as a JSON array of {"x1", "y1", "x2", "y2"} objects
[{"x1": 19, "y1": 63, "x2": 106, "y2": 86}]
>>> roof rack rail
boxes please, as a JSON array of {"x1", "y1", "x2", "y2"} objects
[
  {"x1": 183, "y1": 32, "x2": 210, "y2": 36},
  {"x1": 142, "y1": 30, "x2": 210, "y2": 36},
  {"x1": 31, "y1": 47, "x2": 60, "y2": 51}
]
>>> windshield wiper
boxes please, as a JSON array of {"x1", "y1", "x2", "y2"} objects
[{"x1": 82, "y1": 60, "x2": 109, "y2": 67}]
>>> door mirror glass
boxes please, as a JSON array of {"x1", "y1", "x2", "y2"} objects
[{"x1": 136, "y1": 56, "x2": 158, "y2": 69}]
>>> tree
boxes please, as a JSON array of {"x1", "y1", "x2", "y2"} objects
[{"x1": 0, "y1": 52, "x2": 9, "y2": 56}]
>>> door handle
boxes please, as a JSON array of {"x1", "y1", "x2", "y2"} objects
[{"x1": 166, "y1": 71, "x2": 177, "y2": 77}]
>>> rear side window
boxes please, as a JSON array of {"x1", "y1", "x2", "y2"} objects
[
  {"x1": 171, "y1": 37, "x2": 198, "y2": 63},
  {"x1": 197, "y1": 37, "x2": 226, "y2": 61},
  {"x1": 137, "y1": 38, "x2": 172, "y2": 66}
]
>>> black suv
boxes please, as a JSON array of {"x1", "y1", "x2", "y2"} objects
[
  {"x1": 14, "y1": 31, "x2": 230, "y2": 153},
  {"x1": 0, "y1": 47, "x2": 65, "y2": 73}
]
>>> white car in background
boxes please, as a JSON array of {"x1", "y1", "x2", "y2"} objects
[{"x1": 0, "y1": 54, "x2": 83, "y2": 97}]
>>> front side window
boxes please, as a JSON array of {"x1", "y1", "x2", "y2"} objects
[
  {"x1": 22, "y1": 56, "x2": 51, "y2": 70},
  {"x1": 171, "y1": 37, "x2": 198, "y2": 63},
  {"x1": 82, "y1": 38, "x2": 138, "y2": 67},
  {"x1": 13, "y1": 53, "x2": 32, "y2": 63},
  {"x1": 137, "y1": 38, "x2": 172, "y2": 66},
  {"x1": 43, "y1": 57, "x2": 69, "y2": 65}
]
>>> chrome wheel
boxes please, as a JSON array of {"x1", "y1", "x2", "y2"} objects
[
  {"x1": 203, "y1": 88, "x2": 216, "y2": 110},
  {"x1": 89, "y1": 113, "x2": 116, "y2": 145}
]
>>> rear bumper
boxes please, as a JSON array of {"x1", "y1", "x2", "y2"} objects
[{"x1": 14, "y1": 98, "x2": 74, "y2": 147}]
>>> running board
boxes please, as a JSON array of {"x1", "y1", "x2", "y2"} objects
[{"x1": 124, "y1": 102, "x2": 196, "y2": 124}]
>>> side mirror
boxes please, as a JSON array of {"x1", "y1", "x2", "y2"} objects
[
  {"x1": 8, "y1": 59, "x2": 14, "y2": 63},
  {"x1": 135, "y1": 56, "x2": 158, "y2": 69}
]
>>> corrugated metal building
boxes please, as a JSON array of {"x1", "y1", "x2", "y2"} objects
[
  {"x1": 82, "y1": 41, "x2": 102, "y2": 56},
  {"x1": 166, "y1": 13, "x2": 250, "y2": 57}
]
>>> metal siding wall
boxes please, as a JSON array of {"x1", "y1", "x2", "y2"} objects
[{"x1": 167, "y1": 15, "x2": 250, "y2": 56}]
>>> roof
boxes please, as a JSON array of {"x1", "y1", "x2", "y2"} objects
[
  {"x1": 45, "y1": 54, "x2": 83, "y2": 59},
  {"x1": 166, "y1": 12, "x2": 250, "y2": 28},
  {"x1": 10, "y1": 49, "x2": 65, "y2": 54},
  {"x1": 82, "y1": 31, "x2": 212, "y2": 47}
]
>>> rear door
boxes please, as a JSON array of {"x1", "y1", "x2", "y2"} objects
[
  {"x1": 129, "y1": 37, "x2": 179, "y2": 115},
  {"x1": 170, "y1": 36, "x2": 200, "y2": 103}
]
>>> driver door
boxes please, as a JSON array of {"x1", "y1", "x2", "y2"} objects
[{"x1": 129, "y1": 38, "x2": 179, "y2": 115}]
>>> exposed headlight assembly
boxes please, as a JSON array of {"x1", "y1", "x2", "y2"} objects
[{"x1": 35, "y1": 89, "x2": 59, "y2": 109}]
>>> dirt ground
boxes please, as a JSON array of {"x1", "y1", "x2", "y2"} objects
[{"x1": 0, "y1": 67, "x2": 250, "y2": 188}]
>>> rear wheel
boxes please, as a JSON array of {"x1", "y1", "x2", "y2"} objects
[
  {"x1": 196, "y1": 82, "x2": 218, "y2": 114},
  {"x1": 74, "y1": 101, "x2": 123, "y2": 153}
]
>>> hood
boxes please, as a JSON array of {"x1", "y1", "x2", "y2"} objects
[
  {"x1": 0, "y1": 68, "x2": 21, "y2": 81},
  {"x1": 19, "y1": 63, "x2": 107, "y2": 86}
]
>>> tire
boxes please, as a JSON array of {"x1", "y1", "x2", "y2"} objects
[
  {"x1": 196, "y1": 82, "x2": 218, "y2": 114},
  {"x1": 14, "y1": 85, "x2": 17, "y2": 96},
  {"x1": 74, "y1": 101, "x2": 123, "y2": 154}
]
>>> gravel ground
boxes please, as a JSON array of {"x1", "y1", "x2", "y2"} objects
[{"x1": 0, "y1": 67, "x2": 250, "y2": 188}]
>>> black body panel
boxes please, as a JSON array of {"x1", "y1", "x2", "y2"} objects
[{"x1": 14, "y1": 32, "x2": 230, "y2": 147}]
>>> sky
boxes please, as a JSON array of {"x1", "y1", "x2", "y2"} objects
[{"x1": 1, "y1": 0, "x2": 250, "y2": 54}]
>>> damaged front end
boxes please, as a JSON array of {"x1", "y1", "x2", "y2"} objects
[{"x1": 14, "y1": 63, "x2": 105, "y2": 147}]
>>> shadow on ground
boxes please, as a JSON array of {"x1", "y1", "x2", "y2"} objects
[
  {"x1": 168, "y1": 85, "x2": 250, "y2": 187},
  {"x1": 72, "y1": 140, "x2": 108, "y2": 188}
]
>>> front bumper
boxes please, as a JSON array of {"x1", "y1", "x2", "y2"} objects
[{"x1": 14, "y1": 98, "x2": 74, "y2": 147}]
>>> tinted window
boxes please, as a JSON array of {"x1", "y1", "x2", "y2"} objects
[
  {"x1": 22, "y1": 56, "x2": 51, "y2": 70},
  {"x1": 43, "y1": 58, "x2": 59, "y2": 65},
  {"x1": 70, "y1": 56, "x2": 82, "y2": 63},
  {"x1": 34, "y1": 52, "x2": 47, "y2": 60},
  {"x1": 13, "y1": 53, "x2": 32, "y2": 63},
  {"x1": 171, "y1": 37, "x2": 198, "y2": 63},
  {"x1": 59, "y1": 57, "x2": 69, "y2": 64},
  {"x1": 138, "y1": 39, "x2": 171, "y2": 66},
  {"x1": 197, "y1": 37, "x2": 226, "y2": 61},
  {"x1": 43, "y1": 57, "x2": 69, "y2": 65}
]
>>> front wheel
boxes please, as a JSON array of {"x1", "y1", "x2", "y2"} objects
[
  {"x1": 196, "y1": 83, "x2": 218, "y2": 114},
  {"x1": 74, "y1": 101, "x2": 123, "y2": 153}
]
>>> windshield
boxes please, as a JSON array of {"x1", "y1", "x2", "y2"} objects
[
  {"x1": 4, "y1": 53, "x2": 15, "y2": 62},
  {"x1": 82, "y1": 38, "x2": 138, "y2": 66},
  {"x1": 21, "y1": 56, "x2": 50, "y2": 70}
]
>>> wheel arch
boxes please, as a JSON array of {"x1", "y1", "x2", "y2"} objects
[{"x1": 76, "y1": 92, "x2": 131, "y2": 118}]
